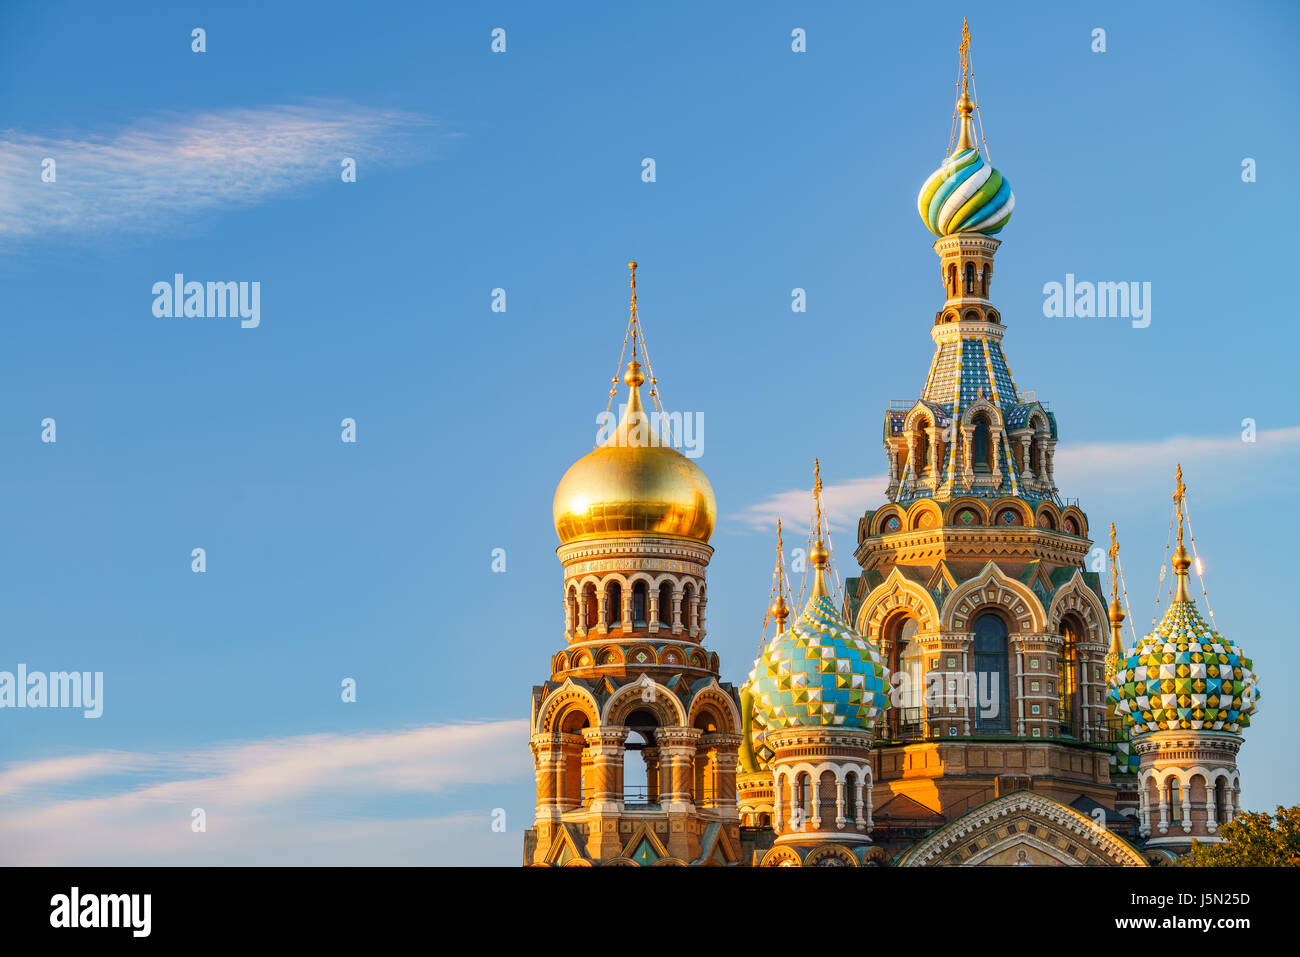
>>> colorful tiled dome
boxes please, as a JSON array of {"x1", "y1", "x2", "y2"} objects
[
  {"x1": 1107, "y1": 599, "x2": 1259, "y2": 737},
  {"x1": 917, "y1": 147, "x2": 1014, "y2": 237},
  {"x1": 746, "y1": 591, "x2": 890, "y2": 765}
]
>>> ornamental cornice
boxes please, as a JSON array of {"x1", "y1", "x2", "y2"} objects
[
  {"x1": 1133, "y1": 732, "x2": 1243, "y2": 758},
  {"x1": 856, "y1": 527, "x2": 1091, "y2": 568},
  {"x1": 931, "y1": 320, "x2": 1005, "y2": 344},
  {"x1": 559, "y1": 536, "x2": 713, "y2": 572}
]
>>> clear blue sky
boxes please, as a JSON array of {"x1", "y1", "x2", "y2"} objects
[{"x1": 1, "y1": 0, "x2": 1297, "y2": 864}]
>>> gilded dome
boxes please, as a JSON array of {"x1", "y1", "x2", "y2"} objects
[{"x1": 553, "y1": 360, "x2": 715, "y2": 545}]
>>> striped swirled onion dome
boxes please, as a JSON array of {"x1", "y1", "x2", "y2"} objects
[
  {"x1": 917, "y1": 148, "x2": 1014, "y2": 236},
  {"x1": 745, "y1": 592, "x2": 890, "y2": 766},
  {"x1": 1107, "y1": 600, "x2": 1259, "y2": 737}
]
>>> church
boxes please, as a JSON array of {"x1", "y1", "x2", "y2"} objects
[{"x1": 522, "y1": 22, "x2": 1260, "y2": 867}]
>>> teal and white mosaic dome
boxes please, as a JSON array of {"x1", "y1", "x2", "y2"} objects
[
  {"x1": 1107, "y1": 597, "x2": 1258, "y2": 737},
  {"x1": 746, "y1": 589, "x2": 890, "y2": 766}
]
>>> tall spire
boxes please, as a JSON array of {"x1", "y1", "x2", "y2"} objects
[
  {"x1": 769, "y1": 520, "x2": 791, "y2": 633},
  {"x1": 1171, "y1": 463, "x2": 1192, "y2": 602},
  {"x1": 810, "y1": 459, "x2": 831, "y2": 599},
  {"x1": 1106, "y1": 523, "x2": 1125, "y2": 680},
  {"x1": 955, "y1": 18, "x2": 977, "y2": 152}
]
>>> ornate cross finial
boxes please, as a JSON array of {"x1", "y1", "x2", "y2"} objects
[
  {"x1": 1173, "y1": 462, "x2": 1187, "y2": 548},
  {"x1": 959, "y1": 17, "x2": 972, "y2": 95},
  {"x1": 628, "y1": 261, "x2": 639, "y2": 362},
  {"x1": 1108, "y1": 522, "x2": 1120, "y2": 601},
  {"x1": 813, "y1": 457, "x2": 824, "y2": 539},
  {"x1": 776, "y1": 519, "x2": 786, "y2": 591},
  {"x1": 767, "y1": 519, "x2": 791, "y2": 633}
]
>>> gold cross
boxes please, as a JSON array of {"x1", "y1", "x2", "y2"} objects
[
  {"x1": 1108, "y1": 522, "x2": 1120, "y2": 600},
  {"x1": 813, "y1": 458, "x2": 823, "y2": 538},
  {"x1": 1173, "y1": 463, "x2": 1187, "y2": 547},
  {"x1": 959, "y1": 18, "x2": 972, "y2": 93}
]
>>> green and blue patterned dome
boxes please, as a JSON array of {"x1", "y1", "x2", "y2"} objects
[
  {"x1": 918, "y1": 147, "x2": 1014, "y2": 237},
  {"x1": 746, "y1": 584, "x2": 890, "y2": 766},
  {"x1": 1108, "y1": 594, "x2": 1258, "y2": 737}
]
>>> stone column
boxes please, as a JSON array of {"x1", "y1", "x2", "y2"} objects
[
  {"x1": 773, "y1": 774, "x2": 785, "y2": 831},
  {"x1": 581, "y1": 726, "x2": 630, "y2": 860},
  {"x1": 990, "y1": 431, "x2": 1003, "y2": 484},
  {"x1": 621, "y1": 591, "x2": 633, "y2": 634},
  {"x1": 597, "y1": 591, "x2": 608, "y2": 635},
  {"x1": 656, "y1": 726, "x2": 703, "y2": 861},
  {"x1": 697, "y1": 593, "x2": 707, "y2": 640},
  {"x1": 581, "y1": 727, "x2": 629, "y2": 814},
  {"x1": 961, "y1": 427, "x2": 974, "y2": 484},
  {"x1": 688, "y1": 594, "x2": 700, "y2": 638},
  {"x1": 705, "y1": 733, "x2": 742, "y2": 821},
  {"x1": 835, "y1": 780, "x2": 847, "y2": 829},
  {"x1": 576, "y1": 590, "x2": 588, "y2": 637},
  {"x1": 671, "y1": 590, "x2": 683, "y2": 635},
  {"x1": 925, "y1": 427, "x2": 940, "y2": 486},
  {"x1": 854, "y1": 779, "x2": 866, "y2": 830},
  {"x1": 557, "y1": 733, "x2": 585, "y2": 812},
  {"x1": 808, "y1": 772, "x2": 823, "y2": 830},
  {"x1": 648, "y1": 593, "x2": 659, "y2": 634},
  {"x1": 864, "y1": 771, "x2": 874, "y2": 830},
  {"x1": 642, "y1": 747, "x2": 661, "y2": 804},
  {"x1": 1018, "y1": 434, "x2": 1035, "y2": 483},
  {"x1": 530, "y1": 732, "x2": 564, "y2": 823}
]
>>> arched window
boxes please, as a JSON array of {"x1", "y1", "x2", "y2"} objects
[
  {"x1": 606, "y1": 581, "x2": 623, "y2": 628},
  {"x1": 1058, "y1": 618, "x2": 1080, "y2": 737},
  {"x1": 1216, "y1": 779, "x2": 1228, "y2": 821},
  {"x1": 567, "y1": 586, "x2": 578, "y2": 631},
  {"x1": 964, "y1": 262, "x2": 975, "y2": 294},
  {"x1": 915, "y1": 426, "x2": 931, "y2": 478},
  {"x1": 981, "y1": 264, "x2": 990, "y2": 297},
  {"x1": 623, "y1": 709, "x2": 660, "y2": 807},
  {"x1": 972, "y1": 416, "x2": 991, "y2": 473},
  {"x1": 845, "y1": 772, "x2": 858, "y2": 820},
  {"x1": 1169, "y1": 780, "x2": 1182, "y2": 823},
  {"x1": 973, "y1": 612, "x2": 1010, "y2": 733},
  {"x1": 800, "y1": 773, "x2": 812, "y2": 819},
  {"x1": 947, "y1": 263, "x2": 957, "y2": 297},
  {"x1": 658, "y1": 581, "x2": 673, "y2": 625},
  {"x1": 898, "y1": 619, "x2": 924, "y2": 714},
  {"x1": 583, "y1": 583, "x2": 599, "y2": 630},
  {"x1": 682, "y1": 583, "x2": 695, "y2": 632},
  {"x1": 631, "y1": 581, "x2": 648, "y2": 626}
]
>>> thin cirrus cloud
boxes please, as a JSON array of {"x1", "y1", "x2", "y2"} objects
[
  {"x1": 0, "y1": 719, "x2": 530, "y2": 865},
  {"x1": 728, "y1": 426, "x2": 1300, "y2": 533},
  {"x1": 0, "y1": 102, "x2": 441, "y2": 246}
]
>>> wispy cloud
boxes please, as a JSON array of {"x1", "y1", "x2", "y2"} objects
[
  {"x1": 0, "y1": 102, "x2": 440, "y2": 245},
  {"x1": 728, "y1": 426, "x2": 1300, "y2": 533},
  {"x1": 0, "y1": 719, "x2": 530, "y2": 865}
]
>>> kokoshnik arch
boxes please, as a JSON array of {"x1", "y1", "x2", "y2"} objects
[{"x1": 522, "y1": 20, "x2": 1260, "y2": 867}]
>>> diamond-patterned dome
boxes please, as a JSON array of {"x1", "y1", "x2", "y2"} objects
[
  {"x1": 746, "y1": 592, "x2": 890, "y2": 766},
  {"x1": 1107, "y1": 599, "x2": 1258, "y2": 737}
]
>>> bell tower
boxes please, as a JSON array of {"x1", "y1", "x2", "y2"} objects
[{"x1": 525, "y1": 263, "x2": 743, "y2": 867}]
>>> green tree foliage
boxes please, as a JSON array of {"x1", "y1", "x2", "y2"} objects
[{"x1": 1181, "y1": 806, "x2": 1300, "y2": 866}]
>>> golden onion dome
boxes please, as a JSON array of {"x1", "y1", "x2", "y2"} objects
[{"x1": 553, "y1": 358, "x2": 715, "y2": 545}]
